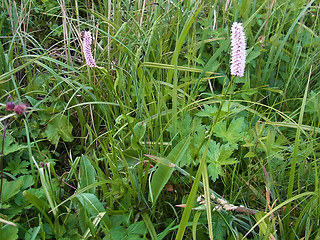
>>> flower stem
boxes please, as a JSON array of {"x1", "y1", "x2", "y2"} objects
[{"x1": 0, "y1": 120, "x2": 7, "y2": 203}]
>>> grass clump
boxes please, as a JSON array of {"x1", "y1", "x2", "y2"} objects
[{"x1": 0, "y1": 0, "x2": 320, "y2": 239}]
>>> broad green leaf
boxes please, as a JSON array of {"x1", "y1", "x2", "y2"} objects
[
  {"x1": 217, "y1": 144, "x2": 236, "y2": 165},
  {"x1": 214, "y1": 117, "x2": 246, "y2": 146},
  {"x1": 167, "y1": 114, "x2": 190, "y2": 137},
  {"x1": 258, "y1": 129, "x2": 288, "y2": 160},
  {"x1": 207, "y1": 162, "x2": 222, "y2": 182},
  {"x1": 211, "y1": 212, "x2": 228, "y2": 240},
  {"x1": 149, "y1": 136, "x2": 191, "y2": 203},
  {"x1": 45, "y1": 114, "x2": 74, "y2": 145},
  {"x1": 76, "y1": 193, "x2": 104, "y2": 216},
  {"x1": 127, "y1": 236, "x2": 144, "y2": 240},
  {"x1": 13, "y1": 175, "x2": 35, "y2": 207},
  {"x1": 167, "y1": 114, "x2": 203, "y2": 139},
  {"x1": 108, "y1": 225, "x2": 126, "y2": 240},
  {"x1": 127, "y1": 221, "x2": 146, "y2": 235},
  {"x1": 0, "y1": 179, "x2": 23, "y2": 203},
  {"x1": 196, "y1": 105, "x2": 218, "y2": 117},
  {"x1": 23, "y1": 190, "x2": 49, "y2": 215},
  {"x1": 244, "y1": 151, "x2": 256, "y2": 158},
  {"x1": 0, "y1": 137, "x2": 25, "y2": 156},
  {"x1": 25, "y1": 226, "x2": 40, "y2": 240},
  {"x1": 79, "y1": 155, "x2": 96, "y2": 194},
  {"x1": 19, "y1": 175, "x2": 34, "y2": 190},
  {"x1": 78, "y1": 204, "x2": 88, "y2": 233},
  {"x1": 24, "y1": 188, "x2": 55, "y2": 229},
  {"x1": 246, "y1": 46, "x2": 261, "y2": 64},
  {"x1": 131, "y1": 122, "x2": 146, "y2": 150},
  {"x1": 303, "y1": 36, "x2": 320, "y2": 47},
  {"x1": 0, "y1": 225, "x2": 18, "y2": 240},
  {"x1": 202, "y1": 141, "x2": 236, "y2": 181},
  {"x1": 167, "y1": 115, "x2": 205, "y2": 167},
  {"x1": 189, "y1": 126, "x2": 206, "y2": 156},
  {"x1": 4, "y1": 159, "x2": 29, "y2": 176}
]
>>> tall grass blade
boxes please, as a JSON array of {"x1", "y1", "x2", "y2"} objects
[
  {"x1": 168, "y1": 4, "x2": 202, "y2": 139},
  {"x1": 284, "y1": 66, "x2": 312, "y2": 232},
  {"x1": 242, "y1": 191, "x2": 316, "y2": 239},
  {"x1": 141, "y1": 212, "x2": 157, "y2": 240}
]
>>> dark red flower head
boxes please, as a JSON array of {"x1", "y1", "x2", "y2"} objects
[
  {"x1": 6, "y1": 101, "x2": 15, "y2": 111},
  {"x1": 14, "y1": 103, "x2": 28, "y2": 115}
]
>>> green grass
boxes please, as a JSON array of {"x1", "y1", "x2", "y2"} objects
[{"x1": 0, "y1": 0, "x2": 320, "y2": 239}]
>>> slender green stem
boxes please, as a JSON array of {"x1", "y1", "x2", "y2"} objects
[
  {"x1": 24, "y1": 118, "x2": 36, "y2": 184},
  {"x1": 284, "y1": 66, "x2": 312, "y2": 232},
  {"x1": 0, "y1": 120, "x2": 7, "y2": 203},
  {"x1": 175, "y1": 75, "x2": 236, "y2": 240}
]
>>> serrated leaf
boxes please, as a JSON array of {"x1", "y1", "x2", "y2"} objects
[
  {"x1": 182, "y1": 126, "x2": 206, "y2": 167},
  {"x1": 263, "y1": 129, "x2": 287, "y2": 160},
  {"x1": 45, "y1": 114, "x2": 74, "y2": 145},
  {"x1": 4, "y1": 159, "x2": 29, "y2": 176},
  {"x1": 196, "y1": 105, "x2": 218, "y2": 117},
  {"x1": 218, "y1": 144, "x2": 235, "y2": 164},
  {"x1": 202, "y1": 141, "x2": 236, "y2": 181},
  {"x1": 205, "y1": 141, "x2": 223, "y2": 182},
  {"x1": 167, "y1": 114, "x2": 203, "y2": 138},
  {"x1": 166, "y1": 115, "x2": 205, "y2": 167},
  {"x1": 214, "y1": 117, "x2": 246, "y2": 146},
  {"x1": 0, "y1": 137, "x2": 25, "y2": 156},
  {"x1": 208, "y1": 162, "x2": 222, "y2": 182},
  {"x1": 211, "y1": 212, "x2": 227, "y2": 240},
  {"x1": 205, "y1": 140, "x2": 221, "y2": 162}
]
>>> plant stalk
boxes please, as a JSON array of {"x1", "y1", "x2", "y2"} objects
[{"x1": 0, "y1": 120, "x2": 7, "y2": 202}]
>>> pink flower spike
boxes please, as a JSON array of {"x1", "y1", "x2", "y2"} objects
[
  {"x1": 82, "y1": 31, "x2": 97, "y2": 68},
  {"x1": 230, "y1": 22, "x2": 246, "y2": 77}
]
